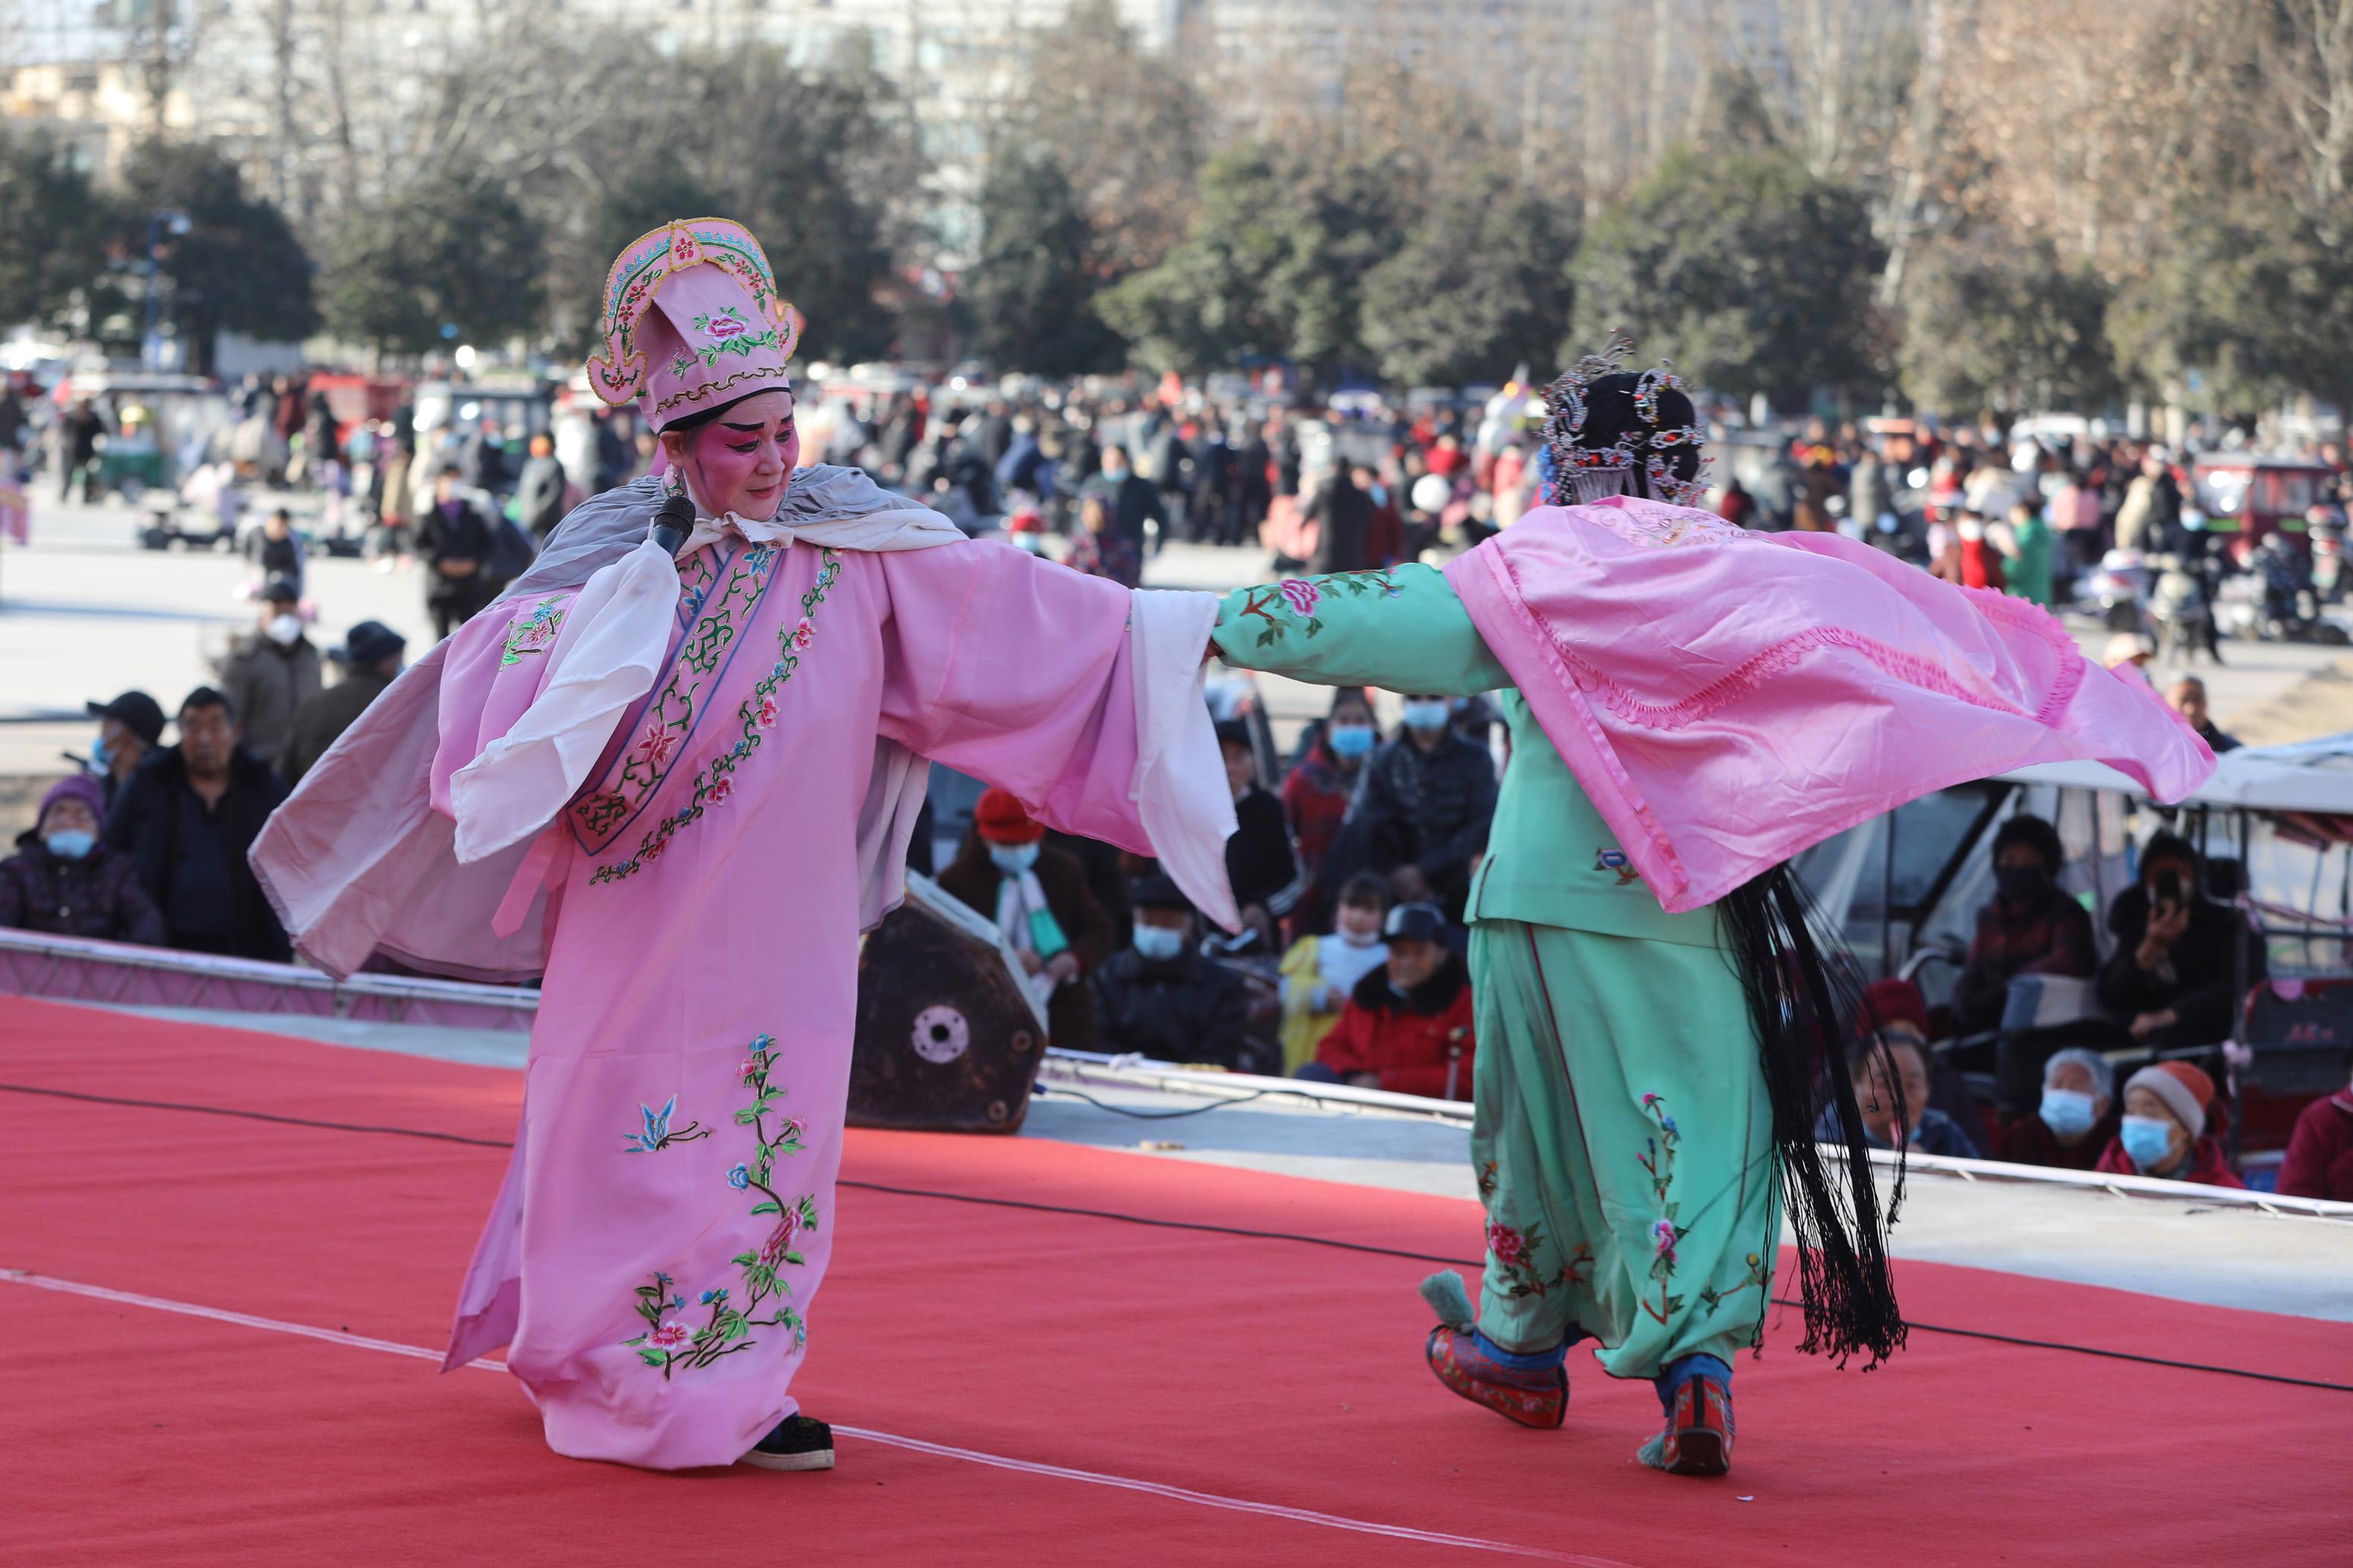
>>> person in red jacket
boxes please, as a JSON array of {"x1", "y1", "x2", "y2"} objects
[
  {"x1": 1301, "y1": 902, "x2": 1476, "y2": 1100},
  {"x1": 2093, "y1": 1061, "x2": 2244, "y2": 1189},
  {"x1": 2276, "y1": 1075, "x2": 2353, "y2": 1201}
]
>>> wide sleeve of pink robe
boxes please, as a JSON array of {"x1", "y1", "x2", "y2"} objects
[{"x1": 869, "y1": 540, "x2": 1236, "y2": 920}]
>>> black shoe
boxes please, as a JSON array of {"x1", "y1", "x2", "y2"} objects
[{"x1": 740, "y1": 1413, "x2": 834, "y2": 1472}]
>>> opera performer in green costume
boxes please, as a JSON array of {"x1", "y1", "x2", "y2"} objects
[{"x1": 1208, "y1": 342, "x2": 2214, "y2": 1478}]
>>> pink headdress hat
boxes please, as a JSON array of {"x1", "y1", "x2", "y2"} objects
[{"x1": 585, "y1": 218, "x2": 800, "y2": 431}]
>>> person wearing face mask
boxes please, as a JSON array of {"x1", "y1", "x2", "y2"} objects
[
  {"x1": 2276, "y1": 1057, "x2": 2353, "y2": 1201},
  {"x1": 1929, "y1": 508, "x2": 2007, "y2": 591},
  {"x1": 0, "y1": 775, "x2": 163, "y2": 944},
  {"x1": 1949, "y1": 814, "x2": 2096, "y2": 1039},
  {"x1": 2096, "y1": 832, "x2": 2266, "y2": 1051},
  {"x1": 935, "y1": 789, "x2": 1111, "y2": 1052},
  {"x1": 1088, "y1": 874, "x2": 1258, "y2": 1072},
  {"x1": 82, "y1": 689, "x2": 165, "y2": 811},
  {"x1": 1345, "y1": 688, "x2": 1496, "y2": 922},
  {"x1": 1280, "y1": 688, "x2": 1379, "y2": 931},
  {"x1": 216, "y1": 575, "x2": 320, "y2": 778},
  {"x1": 1299, "y1": 902, "x2": 1477, "y2": 1100},
  {"x1": 2095, "y1": 1061, "x2": 2244, "y2": 1188},
  {"x1": 1992, "y1": 1047, "x2": 2120, "y2": 1172},
  {"x1": 1277, "y1": 871, "x2": 1392, "y2": 1073},
  {"x1": 1087, "y1": 442, "x2": 1164, "y2": 553},
  {"x1": 415, "y1": 467, "x2": 500, "y2": 638}
]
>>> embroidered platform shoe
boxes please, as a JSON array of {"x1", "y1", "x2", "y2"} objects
[
  {"x1": 1425, "y1": 1325, "x2": 1570, "y2": 1428},
  {"x1": 741, "y1": 1413, "x2": 835, "y2": 1472},
  {"x1": 1419, "y1": 1269, "x2": 1569, "y2": 1429},
  {"x1": 1637, "y1": 1362, "x2": 1734, "y2": 1477}
]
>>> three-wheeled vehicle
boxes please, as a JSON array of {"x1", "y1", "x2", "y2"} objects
[
  {"x1": 57, "y1": 370, "x2": 235, "y2": 502},
  {"x1": 1797, "y1": 735, "x2": 2353, "y2": 1180},
  {"x1": 2192, "y1": 453, "x2": 2336, "y2": 560}
]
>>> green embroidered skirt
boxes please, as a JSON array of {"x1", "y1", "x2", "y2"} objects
[{"x1": 1469, "y1": 919, "x2": 1778, "y2": 1381}]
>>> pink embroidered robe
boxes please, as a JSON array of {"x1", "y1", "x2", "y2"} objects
[{"x1": 431, "y1": 535, "x2": 1194, "y2": 1469}]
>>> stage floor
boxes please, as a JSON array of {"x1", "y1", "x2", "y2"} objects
[{"x1": 4, "y1": 995, "x2": 2349, "y2": 1566}]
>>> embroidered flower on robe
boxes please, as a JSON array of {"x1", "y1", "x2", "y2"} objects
[
  {"x1": 754, "y1": 694, "x2": 780, "y2": 730},
  {"x1": 1486, "y1": 1220, "x2": 1531, "y2": 1270},
  {"x1": 726, "y1": 1163, "x2": 751, "y2": 1189},
  {"x1": 789, "y1": 618, "x2": 815, "y2": 652},
  {"x1": 646, "y1": 1321, "x2": 692, "y2": 1349},
  {"x1": 1278, "y1": 578, "x2": 1322, "y2": 617},
  {"x1": 707, "y1": 775, "x2": 735, "y2": 806},
  {"x1": 632, "y1": 721, "x2": 677, "y2": 770}
]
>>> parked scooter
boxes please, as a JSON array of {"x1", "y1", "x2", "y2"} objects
[{"x1": 2083, "y1": 548, "x2": 2153, "y2": 633}]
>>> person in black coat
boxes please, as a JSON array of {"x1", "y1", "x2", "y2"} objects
[
  {"x1": 1091, "y1": 445, "x2": 1164, "y2": 550},
  {"x1": 1217, "y1": 720, "x2": 1302, "y2": 948},
  {"x1": 1304, "y1": 465, "x2": 1374, "y2": 575},
  {"x1": 2096, "y1": 832, "x2": 2266, "y2": 1050},
  {"x1": 102, "y1": 686, "x2": 291, "y2": 961},
  {"x1": 1089, "y1": 875, "x2": 1262, "y2": 1072},
  {"x1": 1347, "y1": 699, "x2": 1498, "y2": 921},
  {"x1": 414, "y1": 468, "x2": 499, "y2": 638}
]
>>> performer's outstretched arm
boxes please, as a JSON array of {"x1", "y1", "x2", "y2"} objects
[{"x1": 1209, "y1": 563, "x2": 1510, "y2": 695}]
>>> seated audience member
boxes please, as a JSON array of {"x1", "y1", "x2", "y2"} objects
[
  {"x1": 1992, "y1": 1047, "x2": 2121, "y2": 1171},
  {"x1": 2096, "y1": 833, "x2": 2266, "y2": 1050},
  {"x1": 1088, "y1": 874, "x2": 1259, "y2": 1071},
  {"x1": 2276, "y1": 1066, "x2": 2353, "y2": 1202},
  {"x1": 1281, "y1": 687, "x2": 1378, "y2": 926},
  {"x1": 282, "y1": 620, "x2": 407, "y2": 785},
  {"x1": 1277, "y1": 872, "x2": 1391, "y2": 1074},
  {"x1": 1819, "y1": 1026, "x2": 1983, "y2": 1157},
  {"x1": 1348, "y1": 694, "x2": 1496, "y2": 921},
  {"x1": 935, "y1": 788, "x2": 1112, "y2": 1051},
  {"x1": 1299, "y1": 902, "x2": 1476, "y2": 1100},
  {"x1": 105, "y1": 686, "x2": 292, "y2": 961},
  {"x1": 2096, "y1": 1061, "x2": 2244, "y2": 1188},
  {"x1": 1950, "y1": 814, "x2": 2096, "y2": 1034},
  {"x1": 1858, "y1": 974, "x2": 1973, "y2": 1122},
  {"x1": 1217, "y1": 719, "x2": 1302, "y2": 947},
  {"x1": 0, "y1": 776, "x2": 164, "y2": 945},
  {"x1": 2168, "y1": 676, "x2": 2239, "y2": 754}
]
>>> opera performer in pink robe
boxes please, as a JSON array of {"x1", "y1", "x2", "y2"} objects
[{"x1": 250, "y1": 218, "x2": 1239, "y2": 1472}]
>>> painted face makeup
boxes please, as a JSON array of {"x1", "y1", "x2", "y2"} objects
[{"x1": 669, "y1": 389, "x2": 799, "y2": 519}]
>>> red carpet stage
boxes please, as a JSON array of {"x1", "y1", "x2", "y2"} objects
[{"x1": 3, "y1": 996, "x2": 2348, "y2": 1566}]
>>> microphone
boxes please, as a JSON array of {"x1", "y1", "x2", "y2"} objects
[{"x1": 650, "y1": 493, "x2": 696, "y2": 558}]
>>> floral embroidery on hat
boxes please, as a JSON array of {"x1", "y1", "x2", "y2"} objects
[{"x1": 689, "y1": 304, "x2": 782, "y2": 367}]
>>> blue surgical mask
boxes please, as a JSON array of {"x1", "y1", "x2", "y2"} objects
[
  {"x1": 1401, "y1": 699, "x2": 1451, "y2": 735},
  {"x1": 87, "y1": 733, "x2": 112, "y2": 774},
  {"x1": 2038, "y1": 1087, "x2": 2097, "y2": 1141},
  {"x1": 988, "y1": 843, "x2": 1040, "y2": 875},
  {"x1": 44, "y1": 829, "x2": 96, "y2": 861},
  {"x1": 2119, "y1": 1114, "x2": 2176, "y2": 1172},
  {"x1": 1327, "y1": 723, "x2": 1375, "y2": 760},
  {"x1": 1132, "y1": 924, "x2": 1185, "y2": 962}
]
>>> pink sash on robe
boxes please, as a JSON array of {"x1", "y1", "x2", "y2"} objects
[{"x1": 1446, "y1": 498, "x2": 2215, "y2": 915}]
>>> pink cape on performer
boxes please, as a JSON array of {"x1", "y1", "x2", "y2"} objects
[{"x1": 1444, "y1": 496, "x2": 2214, "y2": 914}]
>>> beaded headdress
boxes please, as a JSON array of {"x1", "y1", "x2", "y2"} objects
[
  {"x1": 1540, "y1": 330, "x2": 1709, "y2": 508},
  {"x1": 586, "y1": 218, "x2": 800, "y2": 431}
]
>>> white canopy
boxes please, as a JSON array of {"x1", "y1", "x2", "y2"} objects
[{"x1": 1999, "y1": 731, "x2": 2353, "y2": 813}]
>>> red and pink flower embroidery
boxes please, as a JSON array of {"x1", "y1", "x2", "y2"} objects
[
  {"x1": 1278, "y1": 578, "x2": 1321, "y2": 617},
  {"x1": 754, "y1": 694, "x2": 780, "y2": 730},
  {"x1": 632, "y1": 721, "x2": 676, "y2": 770},
  {"x1": 706, "y1": 775, "x2": 734, "y2": 806},
  {"x1": 704, "y1": 311, "x2": 748, "y2": 342},
  {"x1": 1487, "y1": 1220, "x2": 1531, "y2": 1271},
  {"x1": 789, "y1": 618, "x2": 814, "y2": 652},
  {"x1": 759, "y1": 1207, "x2": 802, "y2": 1268},
  {"x1": 645, "y1": 1321, "x2": 692, "y2": 1350}
]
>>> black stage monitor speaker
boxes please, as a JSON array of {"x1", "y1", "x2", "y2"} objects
[{"x1": 849, "y1": 872, "x2": 1048, "y2": 1134}]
